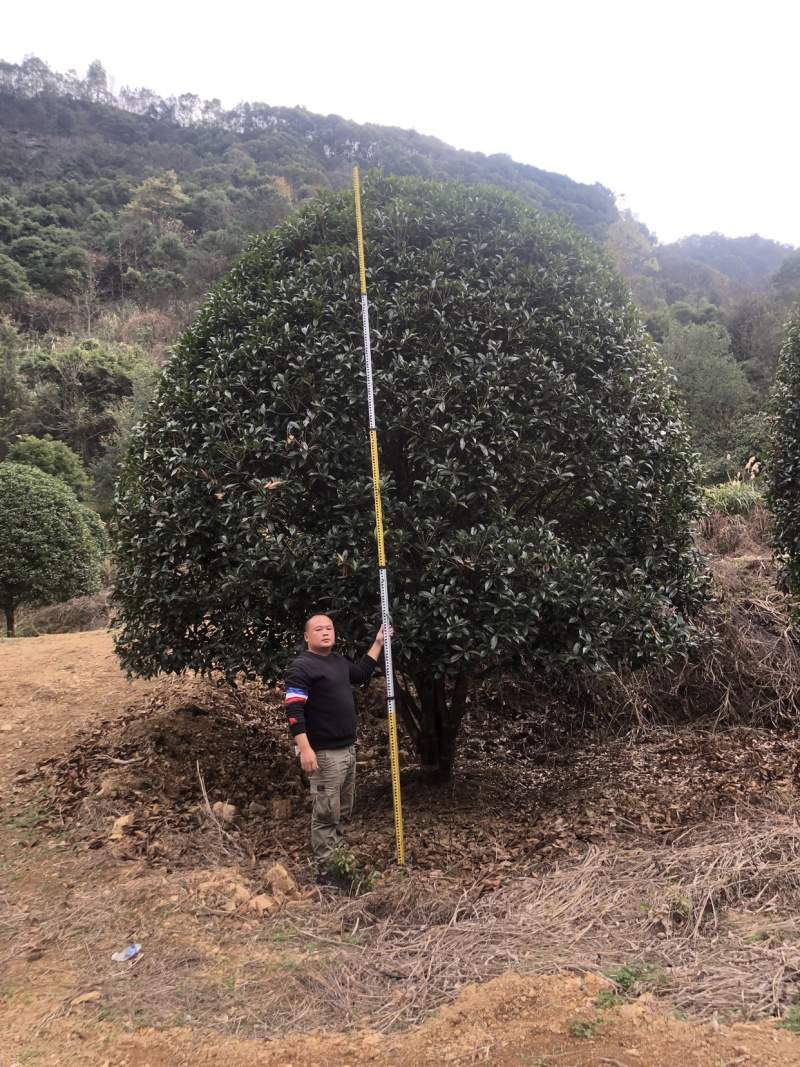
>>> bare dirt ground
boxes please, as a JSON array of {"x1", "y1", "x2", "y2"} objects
[{"x1": 3, "y1": 627, "x2": 800, "y2": 1066}]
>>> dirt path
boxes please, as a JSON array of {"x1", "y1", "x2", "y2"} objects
[
  {"x1": 2, "y1": 631, "x2": 800, "y2": 1066},
  {"x1": 0, "y1": 630, "x2": 163, "y2": 780}
]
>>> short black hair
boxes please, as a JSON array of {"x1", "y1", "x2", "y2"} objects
[{"x1": 304, "y1": 612, "x2": 333, "y2": 631}]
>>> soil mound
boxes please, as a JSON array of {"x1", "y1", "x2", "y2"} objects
[{"x1": 16, "y1": 668, "x2": 800, "y2": 885}]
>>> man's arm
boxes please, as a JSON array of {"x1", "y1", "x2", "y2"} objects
[
  {"x1": 285, "y1": 666, "x2": 318, "y2": 773},
  {"x1": 294, "y1": 732, "x2": 318, "y2": 774},
  {"x1": 349, "y1": 624, "x2": 392, "y2": 683},
  {"x1": 366, "y1": 623, "x2": 388, "y2": 662}
]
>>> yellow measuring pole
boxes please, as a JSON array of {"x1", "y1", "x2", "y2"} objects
[{"x1": 353, "y1": 166, "x2": 405, "y2": 866}]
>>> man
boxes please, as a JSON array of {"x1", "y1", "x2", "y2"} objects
[{"x1": 285, "y1": 613, "x2": 387, "y2": 878}]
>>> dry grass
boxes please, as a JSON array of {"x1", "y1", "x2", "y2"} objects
[
  {"x1": 14, "y1": 592, "x2": 112, "y2": 636},
  {"x1": 577, "y1": 588, "x2": 800, "y2": 731},
  {"x1": 293, "y1": 805, "x2": 800, "y2": 1032},
  {"x1": 10, "y1": 807, "x2": 797, "y2": 1039},
  {"x1": 533, "y1": 509, "x2": 800, "y2": 734},
  {"x1": 93, "y1": 304, "x2": 193, "y2": 360}
]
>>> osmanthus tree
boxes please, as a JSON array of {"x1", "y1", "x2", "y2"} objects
[
  {"x1": 768, "y1": 313, "x2": 800, "y2": 604},
  {"x1": 0, "y1": 463, "x2": 100, "y2": 636},
  {"x1": 113, "y1": 174, "x2": 707, "y2": 782},
  {"x1": 6, "y1": 435, "x2": 90, "y2": 499}
]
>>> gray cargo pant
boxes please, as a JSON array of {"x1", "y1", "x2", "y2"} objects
[{"x1": 309, "y1": 745, "x2": 356, "y2": 866}]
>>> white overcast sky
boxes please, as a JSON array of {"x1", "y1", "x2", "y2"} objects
[{"x1": 4, "y1": 0, "x2": 798, "y2": 248}]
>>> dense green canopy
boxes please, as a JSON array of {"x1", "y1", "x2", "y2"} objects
[
  {"x1": 0, "y1": 462, "x2": 100, "y2": 635},
  {"x1": 113, "y1": 174, "x2": 707, "y2": 777},
  {"x1": 7, "y1": 434, "x2": 90, "y2": 498},
  {"x1": 768, "y1": 313, "x2": 800, "y2": 605}
]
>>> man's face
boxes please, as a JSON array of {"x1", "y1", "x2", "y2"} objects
[{"x1": 305, "y1": 615, "x2": 335, "y2": 655}]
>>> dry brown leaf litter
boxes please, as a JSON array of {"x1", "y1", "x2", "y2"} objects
[
  {"x1": 15, "y1": 673, "x2": 800, "y2": 879},
  {"x1": 5, "y1": 666, "x2": 800, "y2": 1036}
]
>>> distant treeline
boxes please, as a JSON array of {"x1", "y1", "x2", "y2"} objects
[
  {"x1": 1, "y1": 54, "x2": 800, "y2": 512},
  {"x1": 0, "y1": 55, "x2": 618, "y2": 239}
]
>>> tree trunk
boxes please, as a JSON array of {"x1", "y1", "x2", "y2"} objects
[
  {"x1": 395, "y1": 670, "x2": 470, "y2": 784},
  {"x1": 4, "y1": 603, "x2": 14, "y2": 638}
]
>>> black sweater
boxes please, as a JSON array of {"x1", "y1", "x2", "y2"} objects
[{"x1": 284, "y1": 650, "x2": 378, "y2": 750}]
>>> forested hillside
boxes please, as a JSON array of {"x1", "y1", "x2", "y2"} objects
[
  {"x1": 606, "y1": 212, "x2": 800, "y2": 479},
  {"x1": 1, "y1": 55, "x2": 799, "y2": 519},
  {"x1": 0, "y1": 55, "x2": 617, "y2": 316}
]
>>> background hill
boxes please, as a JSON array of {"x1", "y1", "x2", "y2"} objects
[
  {"x1": 0, "y1": 55, "x2": 617, "y2": 317},
  {"x1": 1, "y1": 55, "x2": 799, "y2": 513}
]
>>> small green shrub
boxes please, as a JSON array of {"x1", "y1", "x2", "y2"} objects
[
  {"x1": 595, "y1": 990, "x2": 623, "y2": 1009},
  {"x1": 323, "y1": 847, "x2": 375, "y2": 893},
  {"x1": 568, "y1": 1019, "x2": 595, "y2": 1038},
  {"x1": 7, "y1": 434, "x2": 90, "y2": 500},
  {"x1": 602, "y1": 962, "x2": 667, "y2": 994},
  {"x1": 776, "y1": 1005, "x2": 800, "y2": 1032},
  {"x1": 0, "y1": 462, "x2": 101, "y2": 636},
  {"x1": 703, "y1": 480, "x2": 764, "y2": 516}
]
